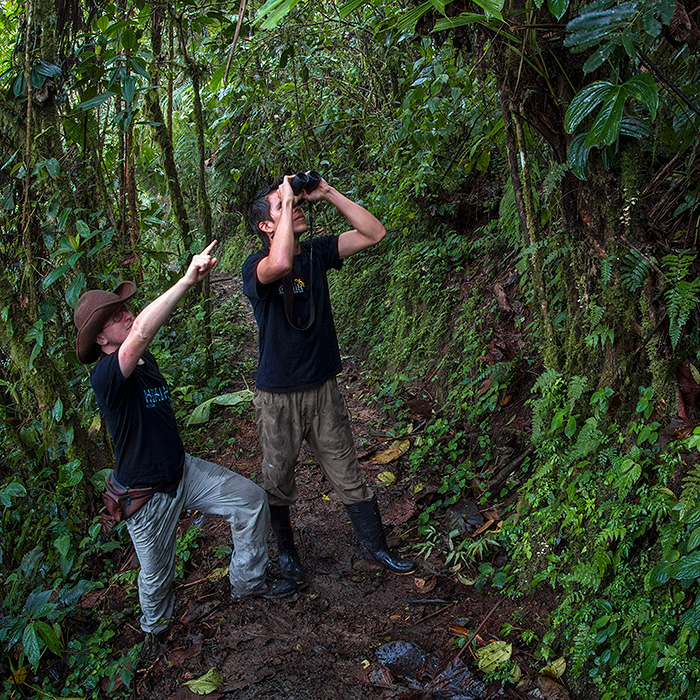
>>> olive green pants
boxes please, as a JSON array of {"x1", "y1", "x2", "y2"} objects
[{"x1": 254, "y1": 378, "x2": 373, "y2": 507}]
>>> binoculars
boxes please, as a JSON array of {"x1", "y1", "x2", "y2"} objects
[{"x1": 291, "y1": 170, "x2": 321, "y2": 196}]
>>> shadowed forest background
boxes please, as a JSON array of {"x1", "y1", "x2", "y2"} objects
[{"x1": 1, "y1": 0, "x2": 700, "y2": 697}]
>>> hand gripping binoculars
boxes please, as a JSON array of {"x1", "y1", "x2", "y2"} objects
[{"x1": 291, "y1": 170, "x2": 322, "y2": 196}]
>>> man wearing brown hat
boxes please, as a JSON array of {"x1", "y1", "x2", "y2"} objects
[{"x1": 74, "y1": 241, "x2": 292, "y2": 658}]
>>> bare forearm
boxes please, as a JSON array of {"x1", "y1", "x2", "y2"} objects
[
  {"x1": 322, "y1": 186, "x2": 385, "y2": 244},
  {"x1": 118, "y1": 241, "x2": 217, "y2": 376},
  {"x1": 129, "y1": 278, "x2": 192, "y2": 348}
]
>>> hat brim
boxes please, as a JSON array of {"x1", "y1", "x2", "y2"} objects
[{"x1": 75, "y1": 282, "x2": 137, "y2": 364}]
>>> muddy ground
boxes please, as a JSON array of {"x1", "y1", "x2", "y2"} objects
[{"x1": 99, "y1": 276, "x2": 562, "y2": 700}]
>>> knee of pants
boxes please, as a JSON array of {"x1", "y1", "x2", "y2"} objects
[
  {"x1": 139, "y1": 566, "x2": 176, "y2": 602},
  {"x1": 221, "y1": 474, "x2": 268, "y2": 512}
]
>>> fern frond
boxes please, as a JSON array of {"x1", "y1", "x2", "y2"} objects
[
  {"x1": 601, "y1": 255, "x2": 616, "y2": 287},
  {"x1": 597, "y1": 525, "x2": 628, "y2": 544},
  {"x1": 544, "y1": 242, "x2": 571, "y2": 268},
  {"x1": 665, "y1": 279, "x2": 700, "y2": 350},
  {"x1": 663, "y1": 249, "x2": 696, "y2": 283},
  {"x1": 532, "y1": 455, "x2": 559, "y2": 481},
  {"x1": 567, "y1": 375, "x2": 589, "y2": 406},
  {"x1": 572, "y1": 416, "x2": 604, "y2": 459},
  {"x1": 620, "y1": 248, "x2": 652, "y2": 292},
  {"x1": 679, "y1": 463, "x2": 700, "y2": 523},
  {"x1": 533, "y1": 368, "x2": 562, "y2": 394},
  {"x1": 565, "y1": 561, "x2": 602, "y2": 590},
  {"x1": 587, "y1": 304, "x2": 606, "y2": 329},
  {"x1": 594, "y1": 548, "x2": 613, "y2": 576},
  {"x1": 570, "y1": 622, "x2": 595, "y2": 674},
  {"x1": 542, "y1": 163, "x2": 569, "y2": 201}
]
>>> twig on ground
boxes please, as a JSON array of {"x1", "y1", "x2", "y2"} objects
[
  {"x1": 415, "y1": 602, "x2": 455, "y2": 624},
  {"x1": 454, "y1": 597, "x2": 505, "y2": 662}
]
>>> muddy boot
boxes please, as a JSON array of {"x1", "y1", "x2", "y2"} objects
[
  {"x1": 346, "y1": 497, "x2": 416, "y2": 574},
  {"x1": 231, "y1": 576, "x2": 296, "y2": 600},
  {"x1": 269, "y1": 505, "x2": 307, "y2": 589},
  {"x1": 140, "y1": 630, "x2": 168, "y2": 661}
]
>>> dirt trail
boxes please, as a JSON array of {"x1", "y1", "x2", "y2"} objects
[{"x1": 109, "y1": 275, "x2": 552, "y2": 699}]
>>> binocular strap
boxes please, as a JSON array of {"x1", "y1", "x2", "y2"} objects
[{"x1": 283, "y1": 230, "x2": 315, "y2": 331}]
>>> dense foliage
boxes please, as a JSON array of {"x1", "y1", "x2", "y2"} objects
[{"x1": 1, "y1": 0, "x2": 699, "y2": 697}]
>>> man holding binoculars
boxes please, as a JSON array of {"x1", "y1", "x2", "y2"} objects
[{"x1": 243, "y1": 172, "x2": 415, "y2": 591}]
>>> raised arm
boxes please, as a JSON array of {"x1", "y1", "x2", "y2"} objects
[
  {"x1": 305, "y1": 180, "x2": 386, "y2": 259},
  {"x1": 117, "y1": 241, "x2": 218, "y2": 378},
  {"x1": 255, "y1": 176, "x2": 300, "y2": 285}
]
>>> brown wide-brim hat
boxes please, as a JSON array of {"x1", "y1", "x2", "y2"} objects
[{"x1": 73, "y1": 281, "x2": 137, "y2": 364}]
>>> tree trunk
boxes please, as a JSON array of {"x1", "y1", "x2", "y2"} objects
[{"x1": 144, "y1": 91, "x2": 193, "y2": 251}]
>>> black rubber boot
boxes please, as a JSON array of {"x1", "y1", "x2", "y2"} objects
[
  {"x1": 269, "y1": 505, "x2": 307, "y2": 588},
  {"x1": 346, "y1": 497, "x2": 416, "y2": 574}
]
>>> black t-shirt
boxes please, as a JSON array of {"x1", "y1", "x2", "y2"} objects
[
  {"x1": 90, "y1": 351, "x2": 185, "y2": 488},
  {"x1": 242, "y1": 235, "x2": 343, "y2": 393}
]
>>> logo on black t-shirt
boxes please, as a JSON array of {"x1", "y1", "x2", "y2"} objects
[
  {"x1": 143, "y1": 385, "x2": 170, "y2": 408},
  {"x1": 277, "y1": 277, "x2": 305, "y2": 295}
]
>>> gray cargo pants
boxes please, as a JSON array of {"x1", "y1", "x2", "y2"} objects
[
  {"x1": 125, "y1": 453, "x2": 269, "y2": 633},
  {"x1": 254, "y1": 377, "x2": 373, "y2": 507}
]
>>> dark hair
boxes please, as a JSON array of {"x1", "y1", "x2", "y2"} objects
[{"x1": 247, "y1": 179, "x2": 280, "y2": 251}]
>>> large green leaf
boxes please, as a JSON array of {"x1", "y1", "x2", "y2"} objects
[
  {"x1": 338, "y1": 0, "x2": 368, "y2": 19},
  {"x1": 624, "y1": 73, "x2": 658, "y2": 119},
  {"x1": 394, "y1": 2, "x2": 434, "y2": 33},
  {"x1": 564, "y1": 81, "x2": 614, "y2": 132},
  {"x1": 670, "y1": 551, "x2": 700, "y2": 580},
  {"x1": 43, "y1": 263, "x2": 72, "y2": 289},
  {"x1": 583, "y1": 40, "x2": 618, "y2": 74},
  {"x1": 187, "y1": 390, "x2": 254, "y2": 425},
  {"x1": 584, "y1": 87, "x2": 628, "y2": 146},
  {"x1": 567, "y1": 133, "x2": 593, "y2": 180},
  {"x1": 471, "y1": 0, "x2": 504, "y2": 20},
  {"x1": 255, "y1": 0, "x2": 303, "y2": 29},
  {"x1": 0, "y1": 481, "x2": 27, "y2": 507},
  {"x1": 78, "y1": 93, "x2": 117, "y2": 111},
  {"x1": 619, "y1": 115, "x2": 652, "y2": 139},
  {"x1": 34, "y1": 621, "x2": 61, "y2": 655},
  {"x1": 65, "y1": 273, "x2": 86, "y2": 309},
  {"x1": 434, "y1": 13, "x2": 494, "y2": 30},
  {"x1": 548, "y1": 0, "x2": 570, "y2": 20},
  {"x1": 648, "y1": 560, "x2": 671, "y2": 587},
  {"x1": 22, "y1": 624, "x2": 42, "y2": 668},
  {"x1": 565, "y1": 1, "x2": 639, "y2": 51},
  {"x1": 122, "y1": 75, "x2": 137, "y2": 105}
]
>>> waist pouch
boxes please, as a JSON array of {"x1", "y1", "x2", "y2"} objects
[{"x1": 103, "y1": 472, "x2": 164, "y2": 522}]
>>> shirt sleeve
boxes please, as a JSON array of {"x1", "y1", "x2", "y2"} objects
[
  {"x1": 315, "y1": 235, "x2": 343, "y2": 272},
  {"x1": 242, "y1": 252, "x2": 269, "y2": 300},
  {"x1": 90, "y1": 353, "x2": 127, "y2": 410}
]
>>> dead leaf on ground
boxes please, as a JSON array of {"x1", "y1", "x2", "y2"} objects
[
  {"x1": 361, "y1": 664, "x2": 394, "y2": 688},
  {"x1": 537, "y1": 675, "x2": 571, "y2": 700},
  {"x1": 414, "y1": 576, "x2": 437, "y2": 592},
  {"x1": 541, "y1": 657, "x2": 567, "y2": 680},
  {"x1": 383, "y1": 498, "x2": 417, "y2": 526},
  {"x1": 479, "y1": 506, "x2": 502, "y2": 521},
  {"x1": 475, "y1": 378, "x2": 492, "y2": 397},
  {"x1": 168, "y1": 640, "x2": 202, "y2": 667},
  {"x1": 476, "y1": 640, "x2": 512, "y2": 674},
  {"x1": 470, "y1": 518, "x2": 497, "y2": 538},
  {"x1": 372, "y1": 439, "x2": 410, "y2": 464},
  {"x1": 413, "y1": 576, "x2": 437, "y2": 593}
]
